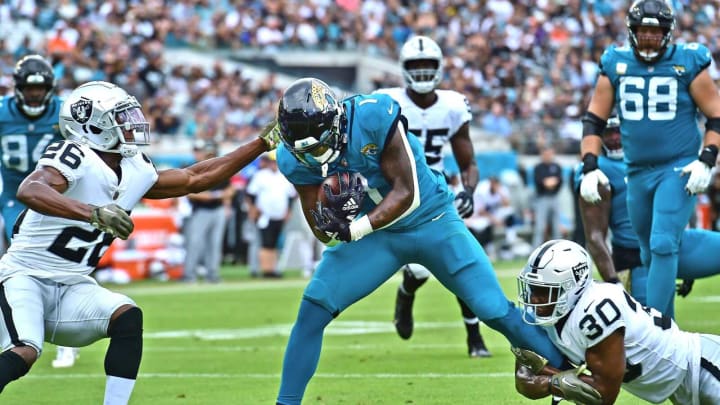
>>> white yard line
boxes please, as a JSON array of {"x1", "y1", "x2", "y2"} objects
[
  {"x1": 115, "y1": 268, "x2": 522, "y2": 296},
  {"x1": 26, "y1": 372, "x2": 514, "y2": 380},
  {"x1": 142, "y1": 320, "x2": 462, "y2": 340}
]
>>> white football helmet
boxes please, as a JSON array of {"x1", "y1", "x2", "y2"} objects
[
  {"x1": 399, "y1": 36, "x2": 444, "y2": 94},
  {"x1": 517, "y1": 240, "x2": 593, "y2": 326},
  {"x1": 59, "y1": 81, "x2": 150, "y2": 157}
]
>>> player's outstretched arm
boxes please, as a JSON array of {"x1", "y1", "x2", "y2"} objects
[
  {"x1": 579, "y1": 186, "x2": 619, "y2": 283},
  {"x1": 17, "y1": 166, "x2": 93, "y2": 222},
  {"x1": 145, "y1": 138, "x2": 267, "y2": 199}
]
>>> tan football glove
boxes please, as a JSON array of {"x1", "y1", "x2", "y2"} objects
[
  {"x1": 511, "y1": 347, "x2": 548, "y2": 374},
  {"x1": 550, "y1": 364, "x2": 602, "y2": 405},
  {"x1": 90, "y1": 204, "x2": 134, "y2": 240},
  {"x1": 258, "y1": 119, "x2": 281, "y2": 150}
]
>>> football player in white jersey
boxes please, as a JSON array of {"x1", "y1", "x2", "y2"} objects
[
  {"x1": 0, "y1": 81, "x2": 280, "y2": 404},
  {"x1": 374, "y1": 35, "x2": 487, "y2": 357},
  {"x1": 513, "y1": 239, "x2": 720, "y2": 404}
]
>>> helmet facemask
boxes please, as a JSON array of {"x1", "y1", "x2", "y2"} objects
[
  {"x1": 399, "y1": 36, "x2": 444, "y2": 94},
  {"x1": 281, "y1": 108, "x2": 345, "y2": 168}
]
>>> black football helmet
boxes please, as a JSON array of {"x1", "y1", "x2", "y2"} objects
[
  {"x1": 277, "y1": 78, "x2": 346, "y2": 168},
  {"x1": 13, "y1": 54, "x2": 56, "y2": 117},
  {"x1": 626, "y1": 0, "x2": 675, "y2": 63}
]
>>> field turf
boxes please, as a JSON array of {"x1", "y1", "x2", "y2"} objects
[{"x1": 6, "y1": 260, "x2": 717, "y2": 404}]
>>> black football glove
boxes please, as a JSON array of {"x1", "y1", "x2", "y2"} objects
[
  {"x1": 311, "y1": 201, "x2": 351, "y2": 242},
  {"x1": 677, "y1": 279, "x2": 695, "y2": 298},
  {"x1": 323, "y1": 172, "x2": 365, "y2": 221},
  {"x1": 454, "y1": 189, "x2": 474, "y2": 218}
]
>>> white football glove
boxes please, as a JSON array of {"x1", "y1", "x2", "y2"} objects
[
  {"x1": 579, "y1": 169, "x2": 609, "y2": 204},
  {"x1": 680, "y1": 160, "x2": 712, "y2": 195}
]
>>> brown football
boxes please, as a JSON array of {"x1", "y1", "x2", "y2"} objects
[{"x1": 318, "y1": 172, "x2": 350, "y2": 205}]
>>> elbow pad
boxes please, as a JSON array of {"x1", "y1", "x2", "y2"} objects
[{"x1": 581, "y1": 112, "x2": 606, "y2": 138}]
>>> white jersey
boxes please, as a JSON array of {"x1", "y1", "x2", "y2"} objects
[
  {"x1": 373, "y1": 87, "x2": 471, "y2": 172},
  {"x1": 0, "y1": 140, "x2": 159, "y2": 284},
  {"x1": 546, "y1": 281, "x2": 700, "y2": 403}
]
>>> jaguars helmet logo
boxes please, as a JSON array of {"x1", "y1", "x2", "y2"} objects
[
  {"x1": 70, "y1": 98, "x2": 93, "y2": 124},
  {"x1": 310, "y1": 80, "x2": 336, "y2": 111}
]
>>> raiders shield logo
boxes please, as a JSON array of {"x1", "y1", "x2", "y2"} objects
[
  {"x1": 572, "y1": 263, "x2": 588, "y2": 282},
  {"x1": 70, "y1": 98, "x2": 93, "y2": 124}
]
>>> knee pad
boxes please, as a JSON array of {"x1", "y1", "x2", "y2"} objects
[
  {"x1": 108, "y1": 306, "x2": 143, "y2": 338},
  {"x1": 649, "y1": 233, "x2": 679, "y2": 256},
  {"x1": 105, "y1": 307, "x2": 143, "y2": 380}
]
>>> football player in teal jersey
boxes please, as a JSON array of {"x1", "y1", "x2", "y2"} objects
[
  {"x1": 0, "y1": 55, "x2": 75, "y2": 368},
  {"x1": 576, "y1": 117, "x2": 720, "y2": 305},
  {"x1": 0, "y1": 55, "x2": 62, "y2": 242},
  {"x1": 578, "y1": 0, "x2": 720, "y2": 317},
  {"x1": 274, "y1": 78, "x2": 569, "y2": 405}
]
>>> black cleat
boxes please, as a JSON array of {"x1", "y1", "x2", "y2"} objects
[
  {"x1": 393, "y1": 288, "x2": 415, "y2": 340},
  {"x1": 468, "y1": 337, "x2": 491, "y2": 358}
]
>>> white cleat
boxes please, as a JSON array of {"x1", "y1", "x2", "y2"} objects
[{"x1": 52, "y1": 346, "x2": 79, "y2": 368}]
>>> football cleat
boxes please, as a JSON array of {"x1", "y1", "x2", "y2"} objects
[
  {"x1": 393, "y1": 288, "x2": 415, "y2": 340},
  {"x1": 468, "y1": 337, "x2": 491, "y2": 358},
  {"x1": 52, "y1": 346, "x2": 79, "y2": 368}
]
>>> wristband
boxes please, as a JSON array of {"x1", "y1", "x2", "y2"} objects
[
  {"x1": 349, "y1": 215, "x2": 373, "y2": 241},
  {"x1": 699, "y1": 145, "x2": 718, "y2": 168},
  {"x1": 607, "y1": 277, "x2": 621, "y2": 284},
  {"x1": 581, "y1": 153, "x2": 599, "y2": 174}
]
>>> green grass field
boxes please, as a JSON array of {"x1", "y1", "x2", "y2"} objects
[{"x1": 5, "y1": 260, "x2": 719, "y2": 404}]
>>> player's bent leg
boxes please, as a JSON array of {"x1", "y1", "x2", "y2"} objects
[
  {"x1": 456, "y1": 297, "x2": 490, "y2": 358},
  {"x1": 0, "y1": 275, "x2": 47, "y2": 392},
  {"x1": 678, "y1": 229, "x2": 720, "y2": 279},
  {"x1": 104, "y1": 305, "x2": 142, "y2": 405},
  {"x1": 647, "y1": 231, "x2": 681, "y2": 317},
  {"x1": 394, "y1": 264, "x2": 430, "y2": 340},
  {"x1": 417, "y1": 222, "x2": 564, "y2": 367},
  {"x1": 0, "y1": 346, "x2": 35, "y2": 393}
]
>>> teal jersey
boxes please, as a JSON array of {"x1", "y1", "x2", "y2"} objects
[
  {"x1": 278, "y1": 93, "x2": 454, "y2": 230},
  {"x1": 575, "y1": 156, "x2": 638, "y2": 249},
  {"x1": 0, "y1": 96, "x2": 63, "y2": 199},
  {"x1": 600, "y1": 43, "x2": 711, "y2": 167}
]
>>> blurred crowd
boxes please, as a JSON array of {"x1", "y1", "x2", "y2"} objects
[
  {"x1": 2, "y1": 1, "x2": 720, "y2": 279},
  {"x1": 2, "y1": 1, "x2": 720, "y2": 154}
]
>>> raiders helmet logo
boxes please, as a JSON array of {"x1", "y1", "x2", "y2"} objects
[
  {"x1": 572, "y1": 263, "x2": 588, "y2": 282},
  {"x1": 70, "y1": 98, "x2": 93, "y2": 124}
]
